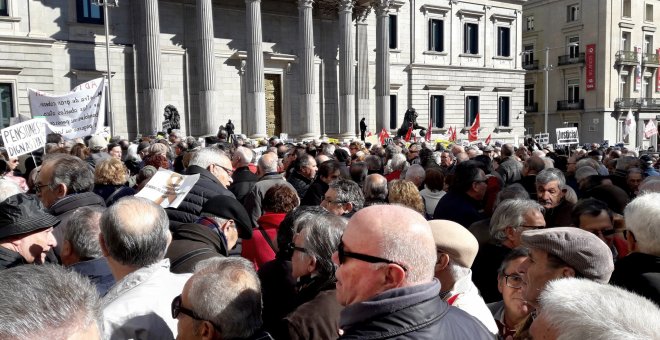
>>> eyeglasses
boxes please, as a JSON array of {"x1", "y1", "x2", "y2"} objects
[
  {"x1": 171, "y1": 295, "x2": 221, "y2": 331},
  {"x1": 503, "y1": 273, "x2": 523, "y2": 289},
  {"x1": 322, "y1": 195, "x2": 346, "y2": 205},
  {"x1": 591, "y1": 228, "x2": 616, "y2": 237},
  {"x1": 337, "y1": 240, "x2": 408, "y2": 272},
  {"x1": 287, "y1": 242, "x2": 307, "y2": 254},
  {"x1": 519, "y1": 225, "x2": 545, "y2": 230},
  {"x1": 214, "y1": 164, "x2": 234, "y2": 176},
  {"x1": 34, "y1": 183, "x2": 50, "y2": 193}
]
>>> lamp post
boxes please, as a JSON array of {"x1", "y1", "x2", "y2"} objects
[{"x1": 94, "y1": 0, "x2": 118, "y2": 135}]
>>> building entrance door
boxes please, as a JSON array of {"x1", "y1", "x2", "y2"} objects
[{"x1": 265, "y1": 74, "x2": 282, "y2": 137}]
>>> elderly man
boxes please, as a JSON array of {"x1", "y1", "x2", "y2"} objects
[
  {"x1": 404, "y1": 164, "x2": 425, "y2": 190},
  {"x1": 101, "y1": 197, "x2": 191, "y2": 339},
  {"x1": 536, "y1": 168, "x2": 574, "y2": 227},
  {"x1": 571, "y1": 198, "x2": 628, "y2": 259},
  {"x1": 0, "y1": 194, "x2": 58, "y2": 270},
  {"x1": 362, "y1": 173, "x2": 388, "y2": 206},
  {"x1": 429, "y1": 220, "x2": 498, "y2": 334},
  {"x1": 60, "y1": 206, "x2": 115, "y2": 295},
  {"x1": 439, "y1": 151, "x2": 455, "y2": 173},
  {"x1": 287, "y1": 153, "x2": 317, "y2": 198},
  {"x1": 167, "y1": 147, "x2": 235, "y2": 226},
  {"x1": 0, "y1": 265, "x2": 102, "y2": 339},
  {"x1": 433, "y1": 161, "x2": 488, "y2": 227},
  {"x1": 229, "y1": 146, "x2": 258, "y2": 203},
  {"x1": 36, "y1": 153, "x2": 104, "y2": 257},
  {"x1": 321, "y1": 179, "x2": 364, "y2": 217},
  {"x1": 518, "y1": 156, "x2": 545, "y2": 200},
  {"x1": 173, "y1": 257, "x2": 271, "y2": 340},
  {"x1": 530, "y1": 278, "x2": 660, "y2": 339},
  {"x1": 333, "y1": 205, "x2": 492, "y2": 338},
  {"x1": 301, "y1": 160, "x2": 342, "y2": 206},
  {"x1": 516, "y1": 227, "x2": 614, "y2": 337},
  {"x1": 245, "y1": 151, "x2": 296, "y2": 226},
  {"x1": 471, "y1": 199, "x2": 545, "y2": 303},
  {"x1": 610, "y1": 192, "x2": 660, "y2": 305},
  {"x1": 497, "y1": 144, "x2": 522, "y2": 185}
]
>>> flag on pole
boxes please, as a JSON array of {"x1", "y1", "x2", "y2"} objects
[
  {"x1": 468, "y1": 113, "x2": 480, "y2": 142},
  {"x1": 448, "y1": 126, "x2": 455, "y2": 142},
  {"x1": 367, "y1": 131, "x2": 372, "y2": 137},
  {"x1": 426, "y1": 119, "x2": 433, "y2": 141},
  {"x1": 624, "y1": 110, "x2": 636, "y2": 139},
  {"x1": 644, "y1": 119, "x2": 658, "y2": 138},
  {"x1": 485, "y1": 133, "x2": 492, "y2": 145},
  {"x1": 404, "y1": 125, "x2": 413, "y2": 142},
  {"x1": 379, "y1": 128, "x2": 390, "y2": 145}
]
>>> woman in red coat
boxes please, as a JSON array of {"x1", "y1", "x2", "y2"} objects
[{"x1": 242, "y1": 183, "x2": 300, "y2": 270}]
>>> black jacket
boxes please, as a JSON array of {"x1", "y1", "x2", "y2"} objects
[
  {"x1": 49, "y1": 192, "x2": 106, "y2": 258},
  {"x1": 0, "y1": 246, "x2": 26, "y2": 270},
  {"x1": 166, "y1": 165, "x2": 235, "y2": 227},
  {"x1": 165, "y1": 223, "x2": 229, "y2": 274},
  {"x1": 230, "y1": 166, "x2": 258, "y2": 203},
  {"x1": 338, "y1": 280, "x2": 493, "y2": 339},
  {"x1": 287, "y1": 171, "x2": 313, "y2": 199},
  {"x1": 300, "y1": 179, "x2": 328, "y2": 206},
  {"x1": 610, "y1": 252, "x2": 660, "y2": 306},
  {"x1": 433, "y1": 191, "x2": 485, "y2": 228}
]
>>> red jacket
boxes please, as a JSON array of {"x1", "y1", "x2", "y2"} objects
[{"x1": 242, "y1": 212, "x2": 286, "y2": 270}]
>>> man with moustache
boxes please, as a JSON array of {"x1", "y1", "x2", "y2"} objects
[{"x1": 535, "y1": 168, "x2": 574, "y2": 227}]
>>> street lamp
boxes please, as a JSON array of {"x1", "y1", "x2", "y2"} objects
[{"x1": 93, "y1": 0, "x2": 119, "y2": 135}]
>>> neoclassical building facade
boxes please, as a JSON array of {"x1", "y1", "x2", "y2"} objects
[{"x1": 0, "y1": 0, "x2": 526, "y2": 141}]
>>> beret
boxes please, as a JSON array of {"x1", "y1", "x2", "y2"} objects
[
  {"x1": 429, "y1": 219, "x2": 479, "y2": 268},
  {"x1": 201, "y1": 195, "x2": 253, "y2": 240}
]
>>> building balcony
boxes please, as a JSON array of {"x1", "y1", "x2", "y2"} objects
[
  {"x1": 557, "y1": 52, "x2": 585, "y2": 66},
  {"x1": 643, "y1": 53, "x2": 660, "y2": 67},
  {"x1": 557, "y1": 99, "x2": 584, "y2": 111},
  {"x1": 524, "y1": 102, "x2": 538, "y2": 112},
  {"x1": 615, "y1": 97, "x2": 660, "y2": 110},
  {"x1": 522, "y1": 60, "x2": 539, "y2": 70},
  {"x1": 615, "y1": 50, "x2": 639, "y2": 65}
]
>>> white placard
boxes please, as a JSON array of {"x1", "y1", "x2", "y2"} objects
[
  {"x1": 556, "y1": 127, "x2": 579, "y2": 145},
  {"x1": 135, "y1": 168, "x2": 200, "y2": 209},
  {"x1": 1, "y1": 118, "x2": 47, "y2": 158},
  {"x1": 28, "y1": 78, "x2": 106, "y2": 139}
]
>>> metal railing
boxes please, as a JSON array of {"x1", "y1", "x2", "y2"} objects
[
  {"x1": 615, "y1": 97, "x2": 660, "y2": 109},
  {"x1": 644, "y1": 53, "x2": 660, "y2": 65},
  {"x1": 616, "y1": 50, "x2": 639, "y2": 64},
  {"x1": 557, "y1": 99, "x2": 584, "y2": 110},
  {"x1": 522, "y1": 60, "x2": 539, "y2": 70},
  {"x1": 558, "y1": 52, "x2": 585, "y2": 66},
  {"x1": 524, "y1": 102, "x2": 538, "y2": 112}
]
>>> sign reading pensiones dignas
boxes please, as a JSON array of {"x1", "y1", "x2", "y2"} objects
[{"x1": 556, "y1": 127, "x2": 579, "y2": 145}]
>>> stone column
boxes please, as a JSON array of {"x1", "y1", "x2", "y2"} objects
[
  {"x1": 355, "y1": 8, "x2": 370, "y2": 134},
  {"x1": 246, "y1": 0, "x2": 267, "y2": 138},
  {"x1": 375, "y1": 0, "x2": 391, "y2": 132},
  {"x1": 298, "y1": 0, "x2": 316, "y2": 139},
  {"x1": 338, "y1": 0, "x2": 356, "y2": 139},
  {"x1": 137, "y1": 0, "x2": 163, "y2": 134},
  {"x1": 196, "y1": 0, "x2": 217, "y2": 136}
]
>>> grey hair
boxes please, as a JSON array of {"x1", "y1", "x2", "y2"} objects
[
  {"x1": 292, "y1": 206, "x2": 331, "y2": 234},
  {"x1": 537, "y1": 278, "x2": 660, "y2": 340},
  {"x1": 170, "y1": 129, "x2": 185, "y2": 139},
  {"x1": 535, "y1": 168, "x2": 566, "y2": 189},
  {"x1": 615, "y1": 156, "x2": 638, "y2": 171},
  {"x1": 363, "y1": 174, "x2": 388, "y2": 201},
  {"x1": 494, "y1": 183, "x2": 530, "y2": 206},
  {"x1": 296, "y1": 214, "x2": 347, "y2": 279},
  {"x1": 0, "y1": 178, "x2": 20, "y2": 202},
  {"x1": 64, "y1": 206, "x2": 106, "y2": 260},
  {"x1": 189, "y1": 147, "x2": 227, "y2": 169},
  {"x1": 390, "y1": 153, "x2": 407, "y2": 171},
  {"x1": 576, "y1": 157, "x2": 599, "y2": 170},
  {"x1": 199, "y1": 212, "x2": 229, "y2": 226},
  {"x1": 0, "y1": 265, "x2": 101, "y2": 339},
  {"x1": 234, "y1": 146, "x2": 253, "y2": 167},
  {"x1": 639, "y1": 176, "x2": 660, "y2": 194},
  {"x1": 624, "y1": 193, "x2": 660, "y2": 256},
  {"x1": 364, "y1": 155, "x2": 382, "y2": 171},
  {"x1": 490, "y1": 199, "x2": 544, "y2": 243},
  {"x1": 190, "y1": 257, "x2": 263, "y2": 339},
  {"x1": 44, "y1": 154, "x2": 95, "y2": 193},
  {"x1": 404, "y1": 164, "x2": 425, "y2": 182},
  {"x1": 125, "y1": 143, "x2": 142, "y2": 162},
  {"x1": 258, "y1": 152, "x2": 279, "y2": 173},
  {"x1": 322, "y1": 144, "x2": 336, "y2": 155},
  {"x1": 100, "y1": 197, "x2": 170, "y2": 267},
  {"x1": 446, "y1": 258, "x2": 471, "y2": 281},
  {"x1": 330, "y1": 179, "x2": 365, "y2": 211}
]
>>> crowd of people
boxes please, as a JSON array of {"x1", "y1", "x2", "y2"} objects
[{"x1": 0, "y1": 129, "x2": 659, "y2": 339}]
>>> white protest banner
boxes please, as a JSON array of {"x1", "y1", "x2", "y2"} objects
[
  {"x1": 644, "y1": 119, "x2": 658, "y2": 139},
  {"x1": 1, "y1": 118, "x2": 47, "y2": 158},
  {"x1": 534, "y1": 133, "x2": 550, "y2": 145},
  {"x1": 135, "y1": 168, "x2": 200, "y2": 209},
  {"x1": 28, "y1": 78, "x2": 106, "y2": 139},
  {"x1": 556, "y1": 127, "x2": 579, "y2": 145}
]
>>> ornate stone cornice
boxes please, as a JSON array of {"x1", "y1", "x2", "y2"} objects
[{"x1": 373, "y1": 0, "x2": 390, "y2": 17}]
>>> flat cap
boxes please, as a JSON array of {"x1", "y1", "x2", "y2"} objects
[
  {"x1": 429, "y1": 219, "x2": 479, "y2": 268},
  {"x1": 0, "y1": 194, "x2": 59, "y2": 240},
  {"x1": 202, "y1": 195, "x2": 253, "y2": 240},
  {"x1": 521, "y1": 227, "x2": 614, "y2": 283}
]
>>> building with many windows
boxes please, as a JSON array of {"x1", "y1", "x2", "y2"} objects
[
  {"x1": 523, "y1": 0, "x2": 660, "y2": 148},
  {"x1": 0, "y1": 0, "x2": 525, "y2": 141}
]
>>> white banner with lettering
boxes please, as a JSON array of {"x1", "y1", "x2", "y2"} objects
[
  {"x1": 28, "y1": 78, "x2": 106, "y2": 139},
  {"x1": 135, "y1": 168, "x2": 200, "y2": 209},
  {"x1": 1, "y1": 118, "x2": 47, "y2": 158}
]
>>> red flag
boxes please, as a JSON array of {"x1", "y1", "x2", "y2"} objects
[
  {"x1": 426, "y1": 119, "x2": 433, "y2": 141},
  {"x1": 379, "y1": 128, "x2": 390, "y2": 145},
  {"x1": 404, "y1": 125, "x2": 413, "y2": 142},
  {"x1": 367, "y1": 131, "x2": 372, "y2": 137},
  {"x1": 468, "y1": 113, "x2": 480, "y2": 142},
  {"x1": 452, "y1": 126, "x2": 457, "y2": 141},
  {"x1": 485, "y1": 133, "x2": 492, "y2": 145},
  {"x1": 447, "y1": 126, "x2": 454, "y2": 142}
]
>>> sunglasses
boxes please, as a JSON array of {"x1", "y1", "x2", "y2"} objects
[
  {"x1": 171, "y1": 295, "x2": 222, "y2": 331},
  {"x1": 337, "y1": 240, "x2": 408, "y2": 272}
]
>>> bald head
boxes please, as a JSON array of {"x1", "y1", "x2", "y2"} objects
[
  {"x1": 258, "y1": 152, "x2": 279, "y2": 174},
  {"x1": 502, "y1": 143, "x2": 514, "y2": 157},
  {"x1": 363, "y1": 174, "x2": 388, "y2": 201}
]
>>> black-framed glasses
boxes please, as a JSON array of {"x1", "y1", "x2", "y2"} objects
[
  {"x1": 503, "y1": 273, "x2": 523, "y2": 289},
  {"x1": 214, "y1": 164, "x2": 234, "y2": 176},
  {"x1": 287, "y1": 242, "x2": 307, "y2": 254},
  {"x1": 34, "y1": 183, "x2": 50, "y2": 193},
  {"x1": 337, "y1": 240, "x2": 408, "y2": 272},
  {"x1": 171, "y1": 295, "x2": 222, "y2": 331}
]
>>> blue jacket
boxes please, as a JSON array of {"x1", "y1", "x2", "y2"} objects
[{"x1": 71, "y1": 257, "x2": 115, "y2": 296}]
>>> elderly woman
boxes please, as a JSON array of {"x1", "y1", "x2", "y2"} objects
[
  {"x1": 93, "y1": 158, "x2": 136, "y2": 206},
  {"x1": 0, "y1": 150, "x2": 28, "y2": 193},
  {"x1": 242, "y1": 184, "x2": 299, "y2": 270},
  {"x1": 388, "y1": 179, "x2": 425, "y2": 215},
  {"x1": 419, "y1": 168, "x2": 446, "y2": 218},
  {"x1": 274, "y1": 212, "x2": 347, "y2": 340}
]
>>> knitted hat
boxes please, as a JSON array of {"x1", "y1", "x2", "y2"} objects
[
  {"x1": 429, "y1": 219, "x2": 479, "y2": 268},
  {"x1": 202, "y1": 195, "x2": 253, "y2": 240},
  {"x1": 521, "y1": 227, "x2": 614, "y2": 283},
  {"x1": 0, "y1": 194, "x2": 59, "y2": 240}
]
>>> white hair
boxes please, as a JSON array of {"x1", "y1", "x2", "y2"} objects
[
  {"x1": 490, "y1": 199, "x2": 544, "y2": 243},
  {"x1": 125, "y1": 143, "x2": 142, "y2": 162},
  {"x1": 234, "y1": 146, "x2": 253, "y2": 167},
  {"x1": 390, "y1": 153, "x2": 408, "y2": 172},
  {"x1": 531, "y1": 150, "x2": 545, "y2": 158},
  {"x1": 189, "y1": 147, "x2": 226, "y2": 169},
  {"x1": 624, "y1": 192, "x2": 660, "y2": 256},
  {"x1": 404, "y1": 164, "x2": 425, "y2": 181},
  {"x1": 0, "y1": 179, "x2": 21, "y2": 202},
  {"x1": 639, "y1": 176, "x2": 660, "y2": 194},
  {"x1": 542, "y1": 157, "x2": 554, "y2": 169},
  {"x1": 447, "y1": 258, "x2": 471, "y2": 281},
  {"x1": 537, "y1": 278, "x2": 660, "y2": 340}
]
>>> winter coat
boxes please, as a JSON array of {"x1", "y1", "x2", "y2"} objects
[
  {"x1": 230, "y1": 166, "x2": 258, "y2": 203},
  {"x1": 242, "y1": 212, "x2": 286, "y2": 270},
  {"x1": 165, "y1": 223, "x2": 229, "y2": 274},
  {"x1": 49, "y1": 192, "x2": 106, "y2": 258}
]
